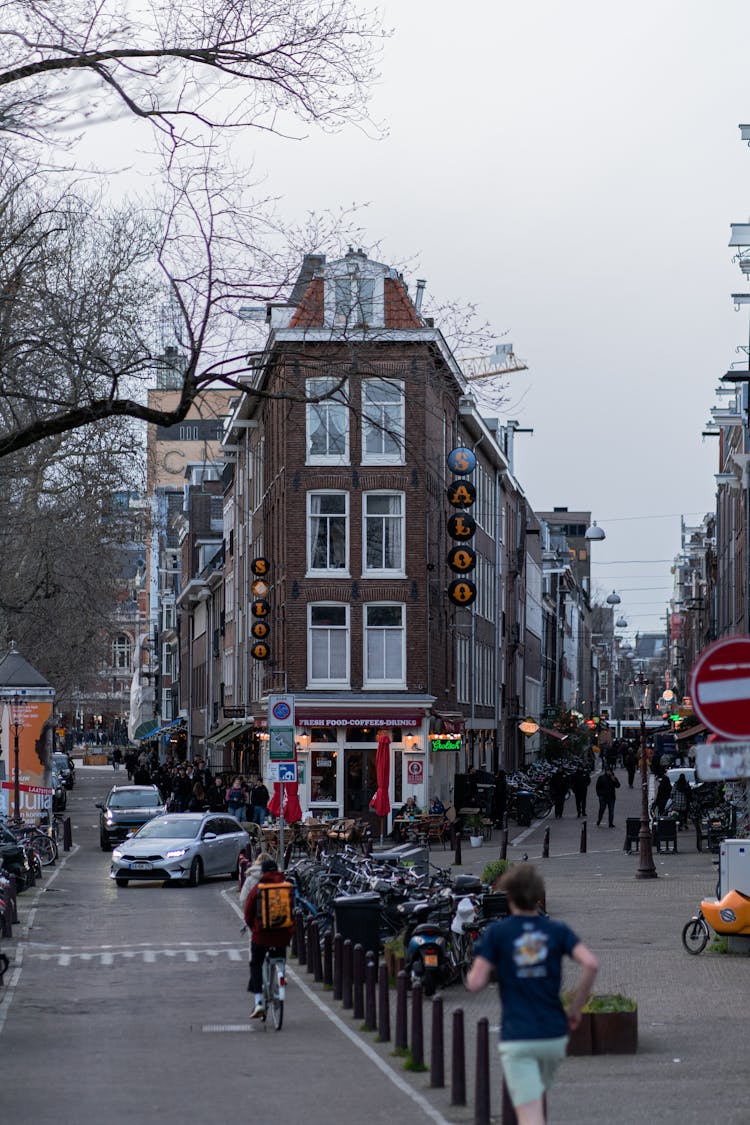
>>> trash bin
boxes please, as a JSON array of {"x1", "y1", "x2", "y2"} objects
[
  {"x1": 334, "y1": 892, "x2": 381, "y2": 955},
  {"x1": 373, "y1": 844, "x2": 429, "y2": 876},
  {"x1": 515, "y1": 790, "x2": 534, "y2": 827},
  {"x1": 624, "y1": 817, "x2": 641, "y2": 854}
]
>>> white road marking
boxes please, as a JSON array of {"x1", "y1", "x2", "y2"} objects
[
  {"x1": 26, "y1": 946, "x2": 248, "y2": 967},
  {"x1": 221, "y1": 889, "x2": 453, "y2": 1125}
]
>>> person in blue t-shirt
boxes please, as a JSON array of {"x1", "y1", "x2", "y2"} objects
[{"x1": 466, "y1": 864, "x2": 598, "y2": 1125}]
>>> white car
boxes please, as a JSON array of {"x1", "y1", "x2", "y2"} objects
[
  {"x1": 666, "y1": 767, "x2": 698, "y2": 790},
  {"x1": 110, "y1": 812, "x2": 249, "y2": 887}
]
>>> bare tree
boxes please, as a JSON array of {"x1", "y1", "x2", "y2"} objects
[{"x1": 0, "y1": 0, "x2": 383, "y2": 146}]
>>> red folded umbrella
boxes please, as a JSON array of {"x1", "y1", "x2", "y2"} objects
[
  {"x1": 267, "y1": 782, "x2": 282, "y2": 817},
  {"x1": 370, "y1": 732, "x2": 391, "y2": 817},
  {"x1": 284, "y1": 781, "x2": 303, "y2": 824}
]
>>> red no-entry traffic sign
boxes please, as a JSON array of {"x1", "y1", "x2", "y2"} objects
[{"x1": 690, "y1": 636, "x2": 750, "y2": 740}]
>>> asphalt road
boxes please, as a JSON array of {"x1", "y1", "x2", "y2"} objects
[{"x1": 0, "y1": 769, "x2": 454, "y2": 1125}]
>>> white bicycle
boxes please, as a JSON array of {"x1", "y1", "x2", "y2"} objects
[{"x1": 261, "y1": 952, "x2": 286, "y2": 1031}]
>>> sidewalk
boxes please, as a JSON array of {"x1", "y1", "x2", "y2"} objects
[{"x1": 307, "y1": 771, "x2": 747, "y2": 1124}]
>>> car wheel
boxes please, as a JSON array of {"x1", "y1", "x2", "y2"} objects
[
  {"x1": 115, "y1": 877, "x2": 129, "y2": 887},
  {"x1": 188, "y1": 857, "x2": 203, "y2": 887}
]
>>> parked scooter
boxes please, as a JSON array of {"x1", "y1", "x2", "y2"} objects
[{"x1": 682, "y1": 887, "x2": 750, "y2": 954}]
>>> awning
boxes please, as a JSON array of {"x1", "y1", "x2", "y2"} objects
[
  {"x1": 433, "y1": 711, "x2": 466, "y2": 733},
  {"x1": 675, "y1": 722, "x2": 707, "y2": 742},
  {"x1": 207, "y1": 719, "x2": 255, "y2": 746},
  {"x1": 137, "y1": 717, "x2": 185, "y2": 741},
  {"x1": 539, "y1": 727, "x2": 569, "y2": 743}
]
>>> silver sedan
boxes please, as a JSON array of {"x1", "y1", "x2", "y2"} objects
[{"x1": 110, "y1": 812, "x2": 249, "y2": 887}]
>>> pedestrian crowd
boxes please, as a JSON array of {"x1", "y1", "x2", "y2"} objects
[{"x1": 121, "y1": 748, "x2": 270, "y2": 823}]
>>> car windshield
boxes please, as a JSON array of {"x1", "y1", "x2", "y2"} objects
[
  {"x1": 108, "y1": 791, "x2": 162, "y2": 809},
  {"x1": 134, "y1": 816, "x2": 202, "y2": 839},
  {"x1": 53, "y1": 755, "x2": 69, "y2": 767}
]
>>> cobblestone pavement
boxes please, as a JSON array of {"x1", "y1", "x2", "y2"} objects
[{"x1": 300, "y1": 771, "x2": 748, "y2": 1124}]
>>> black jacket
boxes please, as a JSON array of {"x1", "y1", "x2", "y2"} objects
[{"x1": 595, "y1": 772, "x2": 620, "y2": 799}]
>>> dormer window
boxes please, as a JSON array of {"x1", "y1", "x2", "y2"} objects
[{"x1": 324, "y1": 255, "x2": 384, "y2": 329}]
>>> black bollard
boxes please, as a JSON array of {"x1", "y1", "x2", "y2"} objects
[
  {"x1": 323, "y1": 930, "x2": 333, "y2": 987},
  {"x1": 63, "y1": 817, "x2": 72, "y2": 852},
  {"x1": 305, "y1": 917, "x2": 315, "y2": 975},
  {"x1": 8, "y1": 875, "x2": 18, "y2": 925},
  {"x1": 1, "y1": 897, "x2": 10, "y2": 938},
  {"x1": 295, "y1": 910, "x2": 307, "y2": 966},
  {"x1": 475, "y1": 1017, "x2": 491, "y2": 1125},
  {"x1": 411, "y1": 980, "x2": 424, "y2": 1068},
  {"x1": 580, "y1": 819, "x2": 587, "y2": 854},
  {"x1": 283, "y1": 841, "x2": 293, "y2": 870},
  {"x1": 451, "y1": 1007, "x2": 466, "y2": 1106},
  {"x1": 542, "y1": 826, "x2": 550, "y2": 859},
  {"x1": 353, "y1": 943, "x2": 364, "y2": 1019},
  {"x1": 501, "y1": 1080, "x2": 518, "y2": 1125},
  {"x1": 454, "y1": 829, "x2": 463, "y2": 867},
  {"x1": 312, "y1": 921, "x2": 323, "y2": 982},
  {"x1": 333, "y1": 933, "x2": 343, "y2": 1000},
  {"x1": 500, "y1": 828, "x2": 508, "y2": 860},
  {"x1": 430, "y1": 996, "x2": 444, "y2": 1088},
  {"x1": 378, "y1": 962, "x2": 391, "y2": 1042},
  {"x1": 342, "y1": 939, "x2": 353, "y2": 1009},
  {"x1": 395, "y1": 970, "x2": 408, "y2": 1051},
  {"x1": 364, "y1": 956, "x2": 377, "y2": 1031}
]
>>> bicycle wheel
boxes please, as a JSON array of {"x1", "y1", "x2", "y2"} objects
[
  {"x1": 532, "y1": 796, "x2": 552, "y2": 820},
  {"x1": 269, "y1": 962, "x2": 284, "y2": 1030},
  {"x1": 682, "y1": 916, "x2": 709, "y2": 955},
  {"x1": 31, "y1": 831, "x2": 58, "y2": 866}
]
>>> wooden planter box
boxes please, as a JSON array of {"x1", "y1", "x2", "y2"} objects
[
  {"x1": 567, "y1": 1007, "x2": 637, "y2": 1055},
  {"x1": 82, "y1": 754, "x2": 109, "y2": 765},
  {"x1": 592, "y1": 1008, "x2": 638, "y2": 1054},
  {"x1": 567, "y1": 1013, "x2": 593, "y2": 1056}
]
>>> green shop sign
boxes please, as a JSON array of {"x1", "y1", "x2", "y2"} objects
[{"x1": 430, "y1": 735, "x2": 463, "y2": 753}]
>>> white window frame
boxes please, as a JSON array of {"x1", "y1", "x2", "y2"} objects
[
  {"x1": 307, "y1": 490, "x2": 350, "y2": 576},
  {"x1": 363, "y1": 602, "x2": 406, "y2": 689},
  {"x1": 324, "y1": 266, "x2": 385, "y2": 329},
  {"x1": 361, "y1": 378, "x2": 405, "y2": 465},
  {"x1": 307, "y1": 603, "x2": 350, "y2": 688},
  {"x1": 305, "y1": 376, "x2": 350, "y2": 465},
  {"x1": 161, "y1": 690, "x2": 174, "y2": 721},
  {"x1": 162, "y1": 643, "x2": 175, "y2": 679},
  {"x1": 362, "y1": 491, "x2": 406, "y2": 577},
  {"x1": 113, "y1": 634, "x2": 132, "y2": 670}
]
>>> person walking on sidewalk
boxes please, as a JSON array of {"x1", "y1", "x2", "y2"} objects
[
  {"x1": 549, "y1": 769, "x2": 569, "y2": 819},
  {"x1": 623, "y1": 744, "x2": 637, "y2": 789},
  {"x1": 466, "y1": 863, "x2": 599, "y2": 1125},
  {"x1": 595, "y1": 767, "x2": 620, "y2": 827},
  {"x1": 570, "y1": 767, "x2": 590, "y2": 818}
]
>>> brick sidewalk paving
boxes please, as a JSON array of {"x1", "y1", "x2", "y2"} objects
[{"x1": 302, "y1": 770, "x2": 748, "y2": 1123}]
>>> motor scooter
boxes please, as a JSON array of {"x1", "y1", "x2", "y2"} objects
[{"x1": 682, "y1": 887, "x2": 750, "y2": 954}]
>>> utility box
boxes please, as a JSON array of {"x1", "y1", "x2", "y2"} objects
[
  {"x1": 719, "y1": 839, "x2": 750, "y2": 898},
  {"x1": 373, "y1": 844, "x2": 429, "y2": 877}
]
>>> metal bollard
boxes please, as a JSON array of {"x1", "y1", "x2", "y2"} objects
[
  {"x1": 500, "y1": 828, "x2": 508, "y2": 860},
  {"x1": 353, "y1": 944, "x2": 364, "y2": 1019},
  {"x1": 580, "y1": 819, "x2": 587, "y2": 854},
  {"x1": 454, "y1": 830, "x2": 463, "y2": 867},
  {"x1": 451, "y1": 1007, "x2": 466, "y2": 1106},
  {"x1": 378, "y1": 962, "x2": 391, "y2": 1042},
  {"x1": 295, "y1": 910, "x2": 307, "y2": 966},
  {"x1": 311, "y1": 921, "x2": 323, "y2": 982},
  {"x1": 542, "y1": 826, "x2": 550, "y2": 859},
  {"x1": 333, "y1": 933, "x2": 343, "y2": 1000},
  {"x1": 1, "y1": 900, "x2": 10, "y2": 939},
  {"x1": 323, "y1": 930, "x2": 333, "y2": 987},
  {"x1": 9, "y1": 876, "x2": 18, "y2": 925},
  {"x1": 410, "y1": 980, "x2": 424, "y2": 1068},
  {"x1": 364, "y1": 956, "x2": 377, "y2": 1031},
  {"x1": 430, "y1": 996, "x2": 445, "y2": 1088},
  {"x1": 342, "y1": 939, "x2": 353, "y2": 1009},
  {"x1": 305, "y1": 917, "x2": 315, "y2": 975},
  {"x1": 63, "y1": 817, "x2": 72, "y2": 851},
  {"x1": 395, "y1": 970, "x2": 408, "y2": 1050},
  {"x1": 475, "y1": 1017, "x2": 491, "y2": 1125}
]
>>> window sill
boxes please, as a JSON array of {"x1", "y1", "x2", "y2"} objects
[
  {"x1": 306, "y1": 682, "x2": 351, "y2": 691},
  {"x1": 305, "y1": 571, "x2": 351, "y2": 580},
  {"x1": 306, "y1": 457, "x2": 351, "y2": 467},
  {"x1": 362, "y1": 683, "x2": 407, "y2": 692},
  {"x1": 361, "y1": 571, "x2": 406, "y2": 580},
  {"x1": 360, "y1": 458, "x2": 406, "y2": 467}
]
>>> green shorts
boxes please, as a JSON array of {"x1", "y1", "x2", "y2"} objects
[{"x1": 497, "y1": 1036, "x2": 568, "y2": 1107}]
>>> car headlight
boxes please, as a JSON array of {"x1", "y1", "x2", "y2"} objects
[
  {"x1": 112, "y1": 849, "x2": 123, "y2": 860},
  {"x1": 105, "y1": 814, "x2": 116, "y2": 824},
  {"x1": 166, "y1": 848, "x2": 187, "y2": 859}
]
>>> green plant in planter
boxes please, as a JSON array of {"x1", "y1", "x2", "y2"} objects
[
  {"x1": 384, "y1": 933, "x2": 405, "y2": 959},
  {"x1": 482, "y1": 858, "x2": 510, "y2": 886},
  {"x1": 465, "y1": 813, "x2": 484, "y2": 836},
  {"x1": 583, "y1": 993, "x2": 636, "y2": 1013}
]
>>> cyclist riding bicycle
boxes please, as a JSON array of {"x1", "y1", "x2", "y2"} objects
[{"x1": 244, "y1": 858, "x2": 295, "y2": 1019}]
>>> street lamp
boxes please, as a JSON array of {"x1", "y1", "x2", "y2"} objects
[
  {"x1": 584, "y1": 521, "x2": 606, "y2": 541},
  {"x1": 10, "y1": 695, "x2": 24, "y2": 824},
  {"x1": 630, "y1": 672, "x2": 657, "y2": 880},
  {"x1": 605, "y1": 591, "x2": 621, "y2": 714}
]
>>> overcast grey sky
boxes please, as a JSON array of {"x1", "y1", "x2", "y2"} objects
[
  {"x1": 240, "y1": 0, "x2": 749, "y2": 639},
  {"x1": 81, "y1": 1, "x2": 750, "y2": 637}
]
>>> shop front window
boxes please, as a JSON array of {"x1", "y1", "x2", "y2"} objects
[
  {"x1": 310, "y1": 750, "x2": 337, "y2": 802},
  {"x1": 308, "y1": 727, "x2": 338, "y2": 743}
]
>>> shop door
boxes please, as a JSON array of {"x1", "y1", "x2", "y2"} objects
[{"x1": 344, "y1": 748, "x2": 379, "y2": 826}]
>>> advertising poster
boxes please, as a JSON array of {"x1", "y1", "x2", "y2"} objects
[{"x1": 0, "y1": 698, "x2": 54, "y2": 822}]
